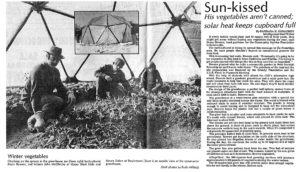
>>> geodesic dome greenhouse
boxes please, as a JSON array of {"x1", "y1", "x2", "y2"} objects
[{"x1": 80, "y1": 14, "x2": 133, "y2": 45}]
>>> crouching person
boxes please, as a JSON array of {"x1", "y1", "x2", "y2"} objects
[
  {"x1": 95, "y1": 58, "x2": 132, "y2": 99},
  {"x1": 22, "y1": 46, "x2": 76, "y2": 133},
  {"x1": 140, "y1": 62, "x2": 164, "y2": 93}
]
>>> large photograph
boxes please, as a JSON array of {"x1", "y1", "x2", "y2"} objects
[{"x1": 6, "y1": 1, "x2": 201, "y2": 149}]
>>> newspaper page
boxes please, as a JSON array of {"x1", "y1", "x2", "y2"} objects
[
  {"x1": 204, "y1": 0, "x2": 297, "y2": 168},
  {"x1": 1, "y1": 0, "x2": 299, "y2": 172}
]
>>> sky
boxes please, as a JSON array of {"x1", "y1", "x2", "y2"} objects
[
  {"x1": 6, "y1": 1, "x2": 201, "y2": 86},
  {"x1": 75, "y1": 11, "x2": 139, "y2": 28}
]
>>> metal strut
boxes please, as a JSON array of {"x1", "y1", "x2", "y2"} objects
[
  {"x1": 122, "y1": 25, "x2": 128, "y2": 41},
  {"x1": 23, "y1": 1, "x2": 74, "y2": 19},
  {"x1": 107, "y1": 26, "x2": 120, "y2": 43},
  {"x1": 138, "y1": 25, "x2": 174, "y2": 78},
  {"x1": 40, "y1": 12, "x2": 55, "y2": 45},
  {"x1": 23, "y1": 1, "x2": 34, "y2": 6},
  {"x1": 40, "y1": 11, "x2": 70, "y2": 78},
  {"x1": 43, "y1": 6, "x2": 74, "y2": 19},
  {"x1": 96, "y1": 27, "x2": 107, "y2": 44},
  {"x1": 139, "y1": 21, "x2": 172, "y2": 27},
  {"x1": 163, "y1": 2, "x2": 175, "y2": 18},
  {"x1": 178, "y1": 25, "x2": 201, "y2": 68},
  {"x1": 88, "y1": 26, "x2": 95, "y2": 44},
  {"x1": 81, "y1": 26, "x2": 88, "y2": 43},
  {"x1": 74, "y1": 54, "x2": 91, "y2": 77},
  {"x1": 121, "y1": 54, "x2": 135, "y2": 78},
  {"x1": 6, "y1": 8, "x2": 33, "y2": 51},
  {"x1": 113, "y1": 1, "x2": 117, "y2": 11}
]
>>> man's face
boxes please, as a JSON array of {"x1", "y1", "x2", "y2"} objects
[
  {"x1": 148, "y1": 67, "x2": 154, "y2": 72},
  {"x1": 47, "y1": 54, "x2": 61, "y2": 67},
  {"x1": 113, "y1": 63, "x2": 123, "y2": 71}
]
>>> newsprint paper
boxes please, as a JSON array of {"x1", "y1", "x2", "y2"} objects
[{"x1": 1, "y1": 0, "x2": 299, "y2": 171}]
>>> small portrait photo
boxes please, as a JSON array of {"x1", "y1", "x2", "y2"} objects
[{"x1": 75, "y1": 11, "x2": 139, "y2": 54}]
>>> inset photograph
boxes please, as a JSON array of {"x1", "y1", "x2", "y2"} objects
[{"x1": 75, "y1": 11, "x2": 139, "y2": 54}]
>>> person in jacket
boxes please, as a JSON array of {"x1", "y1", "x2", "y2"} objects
[
  {"x1": 22, "y1": 46, "x2": 76, "y2": 132},
  {"x1": 95, "y1": 58, "x2": 132, "y2": 99},
  {"x1": 140, "y1": 62, "x2": 163, "y2": 93}
]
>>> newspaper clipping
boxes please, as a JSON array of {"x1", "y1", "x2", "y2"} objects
[{"x1": 2, "y1": 0, "x2": 299, "y2": 171}]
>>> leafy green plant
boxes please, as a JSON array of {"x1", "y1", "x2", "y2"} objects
[{"x1": 6, "y1": 80, "x2": 200, "y2": 149}]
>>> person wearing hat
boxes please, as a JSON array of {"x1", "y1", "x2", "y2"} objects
[
  {"x1": 140, "y1": 62, "x2": 163, "y2": 93},
  {"x1": 94, "y1": 58, "x2": 132, "y2": 99},
  {"x1": 22, "y1": 46, "x2": 76, "y2": 132}
]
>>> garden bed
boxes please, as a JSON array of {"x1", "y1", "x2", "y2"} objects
[{"x1": 6, "y1": 81, "x2": 201, "y2": 149}]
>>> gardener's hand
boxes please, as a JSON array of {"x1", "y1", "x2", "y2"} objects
[
  {"x1": 67, "y1": 92, "x2": 76, "y2": 106},
  {"x1": 95, "y1": 73, "x2": 100, "y2": 77},
  {"x1": 105, "y1": 75, "x2": 113, "y2": 82},
  {"x1": 151, "y1": 87, "x2": 158, "y2": 92},
  {"x1": 27, "y1": 111, "x2": 45, "y2": 133}
]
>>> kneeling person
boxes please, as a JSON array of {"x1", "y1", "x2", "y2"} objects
[
  {"x1": 95, "y1": 58, "x2": 132, "y2": 99},
  {"x1": 140, "y1": 62, "x2": 163, "y2": 93},
  {"x1": 22, "y1": 46, "x2": 76, "y2": 132}
]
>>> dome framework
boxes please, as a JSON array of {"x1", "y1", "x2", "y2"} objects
[{"x1": 6, "y1": 1, "x2": 201, "y2": 82}]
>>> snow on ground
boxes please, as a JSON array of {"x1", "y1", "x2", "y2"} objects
[{"x1": 75, "y1": 43, "x2": 139, "y2": 54}]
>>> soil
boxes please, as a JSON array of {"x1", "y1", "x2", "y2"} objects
[
  {"x1": 148, "y1": 115, "x2": 201, "y2": 149},
  {"x1": 7, "y1": 119, "x2": 200, "y2": 149},
  {"x1": 75, "y1": 42, "x2": 138, "y2": 54},
  {"x1": 6, "y1": 127, "x2": 46, "y2": 149},
  {"x1": 7, "y1": 100, "x2": 200, "y2": 149},
  {"x1": 6, "y1": 82, "x2": 201, "y2": 149}
]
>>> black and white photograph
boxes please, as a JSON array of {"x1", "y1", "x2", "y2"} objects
[
  {"x1": 75, "y1": 11, "x2": 139, "y2": 54},
  {"x1": 3, "y1": 0, "x2": 300, "y2": 171},
  {"x1": 6, "y1": 1, "x2": 201, "y2": 149}
]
